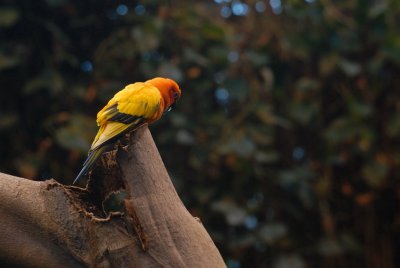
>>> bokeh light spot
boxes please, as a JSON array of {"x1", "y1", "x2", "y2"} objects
[
  {"x1": 244, "y1": 215, "x2": 258, "y2": 230},
  {"x1": 269, "y1": 0, "x2": 283, "y2": 14},
  {"x1": 106, "y1": 10, "x2": 117, "y2": 20},
  {"x1": 292, "y1": 146, "x2": 305, "y2": 161},
  {"x1": 215, "y1": 87, "x2": 230, "y2": 105},
  {"x1": 214, "y1": 72, "x2": 225, "y2": 84},
  {"x1": 116, "y1": 4, "x2": 128, "y2": 16},
  {"x1": 231, "y1": 2, "x2": 249, "y2": 16},
  {"x1": 220, "y1": 6, "x2": 232, "y2": 18},
  {"x1": 227, "y1": 51, "x2": 239, "y2": 62},
  {"x1": 134, "y1": 4, "x2": 146, "y2": 15},
  {"x1": 80, "y1": 60, "x2": 93, "y2": 72},
  {"x1": 255, "y1": 1, "x2": 267, "y2": 13},
  {"x1": 227, "y1": 259, "x2": 241, "y2": 268}
]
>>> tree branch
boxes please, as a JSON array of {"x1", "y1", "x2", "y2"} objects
[{"x1": 0, "y1": 126, "x2": 225, "y2": 267}]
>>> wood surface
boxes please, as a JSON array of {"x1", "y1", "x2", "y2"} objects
[{"x1": 0, "y1": 126, "x2": 225, "y2": 267}]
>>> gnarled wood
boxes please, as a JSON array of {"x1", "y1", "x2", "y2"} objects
[{"x1": 0, "y1": 127, "x2": 225, "y2": 267}]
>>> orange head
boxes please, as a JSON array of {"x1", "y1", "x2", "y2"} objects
[{"x1": 146, "y1": 77, "x2": 181, "y2": 111}]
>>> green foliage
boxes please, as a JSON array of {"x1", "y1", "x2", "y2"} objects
[{"x1": 0, "y1": 0, "x2": 399, "y2": 267}]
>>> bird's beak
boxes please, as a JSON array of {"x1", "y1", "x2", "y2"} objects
[{"x1": 166, "y1": 103, "x2": 175, "y2": 113}]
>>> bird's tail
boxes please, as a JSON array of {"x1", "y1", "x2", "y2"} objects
[{"x1": 73, "y1": 145, "x2": 110, "y2": 184}]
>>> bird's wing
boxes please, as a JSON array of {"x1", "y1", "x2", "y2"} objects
[{"x1": 90, "y1": 82, "x2": 162, "y2": 151}]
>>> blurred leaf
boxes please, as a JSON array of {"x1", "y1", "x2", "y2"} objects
[
  {"x1": 15, "y1": 157, "x2": 38, "y2": 180},
  {"x1": 256, "y1": 105, "x2": 277, "y2": 124},
  {"x1": 207, "y1": 45, "x2": 229, "y2": 64},
  {"x1": 339, "y1": 233, "x2": 362, "y2": 253},
  {"x1": 245, "y1": 50, "x2": 270, "y2": 67},
  {"x1": 319, "y1": 53, "x2": 339, "y2": 76},
  {"x1": 170, "y1": 113, "x2": 190, "y2": 128},
  {"x1": 314, "y1": 175, "x2": 332, "y2": 197},
  {"x1": 386, "y1": 113, "x2": 400, "y2": 137},
  {"x1": 193, "y1": 187, "x2": 215, "y2": 204},
  {"x1": 224, "y1": 78, "x2": 248, "y2": 101},
  {"x1": 248, "y1": 126, "x2": 273, "y2": 145},
  {"x1": 158, "y1": 62, "x2": 183, "y2": 81},
  {"x1": 229, "y1": 234, "x2": 258, "y2": 249},
  {"x1": 289, "y1": 102, "x2": 318, "y2": 125},
  {"x1": 219, "y1": 136, "x2": 256, "y2": 158},
  {"x1": 361, "y1": 162, "x2": 388, "y2": 189},
  {"x1": 355, "y1": 192, "x2": 375, "y2": 206},
  {"x1": 23, "y1": 70, "x2": 64, "y2": 95},
  {"x1": 382, "y1": 35, "x2": 400, "y2": 62},
  {"x1": 259, "y1": 223, "x2": 287, "y2": 244},
  {"x1": 211, "y1": 199, "x2": 247, "y2": 226},
  {"x1": 278, "y1": 167, "x2": 317, "y2": 208},
  {"x1": 201, "y1": 22, "x2": 225, "y2": 41},
  {"x1": 43, "y1": 20, "x2": 70, "y2": 45},
  {"x1": 0, "y1": 114, "x2": 18, "y2": 129},
  {"x1": 324, "y1": 118, "x2": 357, "y2": 144},
  {"x1": 338, "y1": 58, "x2": 361, "y2": 77},
  {"x1": 0, "y1": 7, "x2": 19, "y2": 27},
  {"x1": 348, "y1": 100, "x2": 373, "y2": 118},
  {"x1": 273, "y1": 254, "x2": 305, "y2": 268},
  {"x1": 317, "y1": 238, "x2": 343, "y2": 256},
  {"x1": 368, "y1": 1, "x2": 387, "y2": 18},
  {"x1": 183, "y1": 47, "x2": 210, "y2": 66},
  {"x1": 260, "y1": 67, "x2": 274, "y2": 88},
  {"x1": 54, "y1": 114, "x2": 96, "y2": 153},
  {"x1": 0, "y1": 53, "x2": 20, "y2": 70},
  {"x1": 256, "y1": 105, "x2": 292, "y2": 128},
  {"x1": 132, "y1": 26, "x2": 160, "y2": 53},
  {"x1": 175, "y1": 129, "x2": 195, "y2": 145},
  {"x1": 255, "y1": 150, "x2": 279, "y2": 163},
  {"x1": 278, "y1": 167, "x2": 316, "y2": 186},
  {"x1": 295, "y1": 77, "x2": 320, "y2": 92}
]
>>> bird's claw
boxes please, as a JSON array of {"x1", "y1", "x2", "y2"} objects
[{"x1": 116, "y1": 140, "x2": 128, "y2": 153}]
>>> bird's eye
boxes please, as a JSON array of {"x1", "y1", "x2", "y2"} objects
[{"x1": 173, "y1": 92, "x2": 179, "y2": 100}]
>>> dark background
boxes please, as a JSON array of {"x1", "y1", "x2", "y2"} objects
[{"x1": 0, "y1": 0, "x2": 399, "y2": 267}]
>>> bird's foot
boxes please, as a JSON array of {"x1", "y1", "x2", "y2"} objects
[{"x1": 116, "y1": 140, "x2": 128, "y2": 153}]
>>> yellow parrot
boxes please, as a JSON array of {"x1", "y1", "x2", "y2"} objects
[{"x1": 73, "y1": 77, "x2": 181, "y2": 184}]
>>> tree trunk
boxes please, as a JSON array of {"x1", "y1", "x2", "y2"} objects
[{"x1": 0, "y1": 126, "x2": 225, "y2": 267}]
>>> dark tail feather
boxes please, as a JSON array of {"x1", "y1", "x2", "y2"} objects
[{"x1": 73, "y1": 145, "x2": 109, "y2": 184}]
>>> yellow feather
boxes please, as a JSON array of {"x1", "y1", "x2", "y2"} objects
[
  {"x1": 91, "y1": 122, "x2": 131, "y2": 150},
  {"x1": 90, "y1": 82, "x2": 162, "y2": 151},
  {"x1": 74, "y1": 77, "x2": 180, "y2": 184}
]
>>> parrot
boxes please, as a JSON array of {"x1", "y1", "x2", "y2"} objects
[{"x1": 73, "y1": 77, "x2": 181, "y2": 184}]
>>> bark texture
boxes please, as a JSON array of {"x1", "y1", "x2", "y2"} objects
[{"x1": 0, "y1": 127, "x2": 225, "y2": 267}]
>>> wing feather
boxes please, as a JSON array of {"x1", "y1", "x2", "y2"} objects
[{"x1": 90, "y1": 82, "x2": 161, "y2": 150}]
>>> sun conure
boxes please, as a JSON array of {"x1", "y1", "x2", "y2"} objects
[{"x1": 73, "y1": 77, "x2": 181, "y2": 184}]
